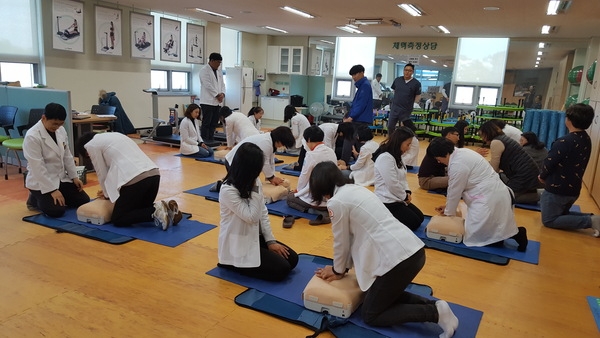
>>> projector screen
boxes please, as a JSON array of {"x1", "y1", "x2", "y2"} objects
[{"x1": 454, "y1": 38, "x2": 509, "y2": 85}]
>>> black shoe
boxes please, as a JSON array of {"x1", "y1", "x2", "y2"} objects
[
  {"x1": 512, "y1": 226, "x2": 528, "y2": 252},
  {"x1": 209, "y1": 180, "x2": 222, "y2": 193}
]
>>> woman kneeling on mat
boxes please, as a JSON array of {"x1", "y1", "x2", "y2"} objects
[
  {"x1": 218, "y1": 143, "x2": 298, "y2": 281},
  {"x1": 426, "y1": 137, "x2": 528, "y2": 251},
  {"x1": 310, "y1": 161, "x2": 459, "y2": 338}
]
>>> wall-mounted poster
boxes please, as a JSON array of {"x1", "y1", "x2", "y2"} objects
[
  {"x1": 186, "y1": 23, "x2": 205, "y2": 64},
  {"x1": 160, "y1": 18, "x2": 181, "y2": 62},
  {"x1": 52, "y1": 0, "x2": 84, "y2": 52},
  {"x1": 95, "y1": 6, "x2": 122, "y2": 56},
  {"x1": 322, "y1": 51, "x2": 331, "y2": 75},
  {"x1": 130, "y1": 12, "x2": 154, "y2": 59}
]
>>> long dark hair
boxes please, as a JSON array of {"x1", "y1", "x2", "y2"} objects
[
  {"x1": 223, "y1": 143, "x2": 264, "y2": 199},
  {"x1": 283, "y1": 105, "x2": 297, "y2": 123},
  {"x1": 372, "y1": 127, "x2": 414, "y2": 168},
  {"x1": 453, "y1": 120, "x2": 469, "y2": 148},
  {"x1": 521, "y1": 131, "x2": 545, "y2": 150},
  {"x1": 248, "y1": 106, "x2": 263, "y2": 116},
  {"x1": 310, "y1": 161, "x2": 348, "y2": 205},
  {"x1": 478, "y1": 121, "x2": 504, "y2": 143},
  {"x1": 184, "y1": 103, "x2": 200, "y2": 119}
]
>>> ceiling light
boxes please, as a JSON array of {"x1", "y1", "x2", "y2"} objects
[
  {"x1": 398, "y1": 4, "x2": 423, "y2": 17},
  {"x1": 443, "y1": 65, "x2": 448, "y2": 68},
  {"x1": 263, "y1": 26, "x2": 288, "y2": 34},
  {"x1": 281, "y1": 6, "x2": 314, "y2": 19},
  {"x1": 337, "y1": 25, "x2": 363, "y2": 34},
  {"x1": 538, "y1": 51, "x2": 543, "y2": 56},
  {"x1": 541, "y1": 25, "x2": 554, "y2": 34},
  {"x1": 422, "y1": 55, "x2": 429, "y2": 58},
  {"x1": 319, "y1": 39, "x2": 335, "y2": 45},
  {"x1": 351, "y1": 18, "x2": 383, "y2": 25},
  {"x1": 535, "y1": 65, "x2": 539, "y2": 68},
  {"x1": 547, "y1": 0, "x2": 571, "y2": 15},
  {"x1": 388, "y1": 56, "x2": 394, "y2": 60},
  {"x1": 430, "y1": 60, "x2": 437, "y2": 63},
  {"x1": 194, "y1": 8, "x2": 231, "y2": 19},
  {"x1": 536, "y1": 61, "x2": 540, "y2": 64},
  {"x1": 438, "y1": 26, "x2": 450, "y2": 34},
  {"x1": 537, "y1": 57, "x2": 541, "y2": 60},
  {"x1": 483, "y1": 7, "x2": 500, "y2": 11},
  {"x1": 539, "y1": 42, "x2": 546, "y2": 48}
]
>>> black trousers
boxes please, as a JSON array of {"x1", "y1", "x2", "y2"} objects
[
  {"x1": 384, "y1": 201, "x2": 425, "y2": 231},
  {"x1": 112, "y1": 175, "x2": 160, "y2": 227},
  {"x1": 29, "y1": 182, "x2": 90, "y2": 218},
  {"x1": 200, "y1": 104, "x2": 220, "y2": 141}
]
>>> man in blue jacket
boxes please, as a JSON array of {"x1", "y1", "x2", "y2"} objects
[{"x1": 341, "y1": 64, "x2": 373, "y2": 164}]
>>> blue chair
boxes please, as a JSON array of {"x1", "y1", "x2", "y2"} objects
[{"x1": 0, "y1": 106, "x2": 18, "y2": 170}]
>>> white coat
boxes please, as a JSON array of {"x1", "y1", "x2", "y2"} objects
[
  {"x1": 226, "y1": 133, "x2": 276, "y2": 179},
  {"x1": 179, "y1": 117, "x2": 205, "y2": 155},
  {"x1": 318, "y1": 123, "x2": 339, "y2": 150},
  {"x1": 295, "y1": 143, "x2": 337, "y2": 204},
  {"x1": 503, "y1": 125, "x2": 522, "y2": 143},
  {"x1": 248, "y1": 115, "x2": 262, "y2": 131},
  {"x1": 349, "y1": 140, "x2": 379, "y2": 186},
  {"x1": 225, "y1": 112, "x2": 260, "y2": 147},
  {"x1": 371, "y1": 79, "x2": 382, "y2": 100},
  {"x1": 444, "y1": 148, "x2": 518, "y2": 247},
  {"x1": 199, "y1": 63, "x2": 225, "y2": 106},
  {"x1": 218, "y1": 179, "x2": 277, "y2": 267},
  {"x1": 327, "y1": 184, "x2": 424, "y2": 291},
  {"x1": 289, "y1": 113, "x2": 311, "y2": 149},
  {"x1": 374, "y1": 152, "x2": 411, "y2": 204},
  {"x1": 84, "y1": 133, "x2": 158, "y2": 203},
  {"x1": 401, "y1": 136, "x2": 420, "y2": 167},
  {"x1": 23, "y1": 120, "x2": 78, "y2": 194}
]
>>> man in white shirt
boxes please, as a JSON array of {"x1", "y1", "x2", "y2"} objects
[
  {"x1": 199, "y1": 52, "x2": 226, "y2": 142},
  {"x1": 371, "y1": 73, "x2": 383, "y2": 110}
]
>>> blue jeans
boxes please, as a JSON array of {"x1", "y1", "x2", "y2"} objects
[{"x1": 540, "y1": 191, "x2": 592, "y2": 230}]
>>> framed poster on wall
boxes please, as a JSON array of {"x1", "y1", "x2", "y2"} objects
[
  {"x1": 95, "y1": 6, "x2": 122, "y2": 56},
  {"x1": 186, "y1": 23, "x2": 205, "y2": 64},
  {"x1": 130, "y1": 12, "x2": 154, "y2": 59},
  {"x1": 52, "y1": 0, "x2": 84, "y2": 52},
  {"x1": 160, "y1": 18, "x2": 181, "y2": 62}
]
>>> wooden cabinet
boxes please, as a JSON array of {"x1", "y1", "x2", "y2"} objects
[
  {"x1": 260, "y1": 96, "x2": 289, "y2": 121},
  {"x1": 267, "y1": 46, "x2": 305, "y2": 75}
]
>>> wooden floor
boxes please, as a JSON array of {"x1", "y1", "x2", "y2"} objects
[{"x1": 1, "y1": 134, "x2": 599, "y2": 337}]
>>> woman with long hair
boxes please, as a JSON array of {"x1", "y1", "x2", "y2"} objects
[
  {"x1": 179, "y1": 104, "x2": 214, "y2": 158},
  {"x1": 372, "y1": 127, "x2": 424, "y2": 230},
  {"x1": 283, "y1": 105, "x2": 310, "y2": 154},
  {"x1": 520, "y1": 131, "x2": 548, "y2": 169},
  {"x1": 247, "y1": 106, "x2": 264, "y2": 131},
  {"x1": 218, "y1": 142, "x2": 298, "y2": 281}
]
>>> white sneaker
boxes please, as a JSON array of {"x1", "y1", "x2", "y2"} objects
[{"x1": 152, "y1": 200, "x2": 170, "y2": 230}]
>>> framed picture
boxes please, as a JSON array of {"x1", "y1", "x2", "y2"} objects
[
  {"x1": 52, "y1": 0, "x2": 84, "y2": 53},
  {"x1": 186, "y1": 23, "x2": 205, "y2": 64},
  {"x1": 95, "y1": 6, "x2": 122, "y2": 56},
  {"x1": 130, "y1": 12, "x2": 154, "y2": 59},
  {"x1": 160, "y1": 18, "x2": 181, "y2": 62},
  {"x1": 322, "y1": 51, "x2": 331, "y2": 75}
]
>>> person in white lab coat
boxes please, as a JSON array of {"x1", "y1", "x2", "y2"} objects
[
  {"x1": 77, "y1": 132, "x2": 179, "y2": 230},
  {"x1": 24, "y1": 103, "x2": 90, "y2": 217},
  {"x1": 309, "y1": 162, "x2": 459, "y2": 337},
  {"x1": 371, "y1": 73, "x2": 383, "y2": 109},
  {"x1": 339, "y1": 124, "x2": 378, "y2": 186},
  {"x1": 179, "y1": 104, "x2": 214, "y2": 158},
  {"x1": 283, "y1": 105, "x2": 310, "y2": 154},
  {"x1": 400, "y1": 123, "x2": 420, "y2": 170},
  {"x1": 199, "y1": 52, "x2": 226, "y2": 141},
  {"x1": 218, "y1": 142, "x2": 298, "y2": 281},
  {"x1": 219, "y1": 106, "x2": 260, "y2": 149},
  {"x1": 225, "y1": 126, "x2": 295, "y2": 186},
  {"x1": 491, "y1": 119, "x2": 522, "y2": 144},
  {"x1": 373, "y1": 127, "x2": 424, "y2": 231},
  {"x1": 286, "y1": 126, "x2": 337, "y2": 225},
  {"x1": 427, "y1": 137, "x2": 528, "y2": 251},
  {"x1": 247, "y1": 106, "x2": 264, "y2": 132}
]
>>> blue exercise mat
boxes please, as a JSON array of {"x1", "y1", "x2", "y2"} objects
[
  {"x1": 586, "y1": 296, "x2": 600, "y2": 332},
  {"x1": 275, "y1": 164, "x2": 301, "y2": 177},
  {"x1": 406, "y1": 166, "x2": 420, "y2": 174},
  {"x1": 275, "y1": 151, "x2": 299, "y2": 157},
  {"x1": 416, "y1": 217, "x2": 541, "y2": 264},
  {"x1": 194, "y1": 155, "x2": 226, "y2": 165},
  {"x1": 209, "y1": 254, "x2": 482, "y2": 338},
  {"x1": 23, "y1": 208, "x2": 215, "y2": 248},
  {"x1": 514, "y1": 202, "x2": 581, "y2": 213},
  {"x1": 184, "y1": 183, "x2": 320, "y2": 221}
]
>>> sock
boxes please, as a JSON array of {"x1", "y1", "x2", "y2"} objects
[
  {"x1": 512, "y1": 227, "x2": 528, "y2": 252},
  {"x1": 436, "y1": 300, "x2": 459, "y2": 338}
]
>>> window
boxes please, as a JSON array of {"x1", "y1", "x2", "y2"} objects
[
  {"x1": 0, "y1": 62, "x2": 36, "y2": 87},
  {"x1": 478, "y1": 87, "x2": 499, "y2": 105},
  {"x1": 454, "y1": 86, "x2": 474, "y2": 105},
  {"x1": 150, "y1": 69, "x2": 189, "y2": 91},
  {"x1": 335, "y1": 80, "x2": 352, "y2": 97}
]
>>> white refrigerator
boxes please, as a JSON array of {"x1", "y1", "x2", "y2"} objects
[{"x1": 225, "y1": 67, "x2": 254, "y2": 114}]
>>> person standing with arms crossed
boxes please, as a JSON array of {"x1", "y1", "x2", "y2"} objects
[
  {"x1": 199, "y1": 52, "x2": 226, "y2": 142},
  {"x1": 390, "y1": 63, "x2": 421, "y2": 131}
]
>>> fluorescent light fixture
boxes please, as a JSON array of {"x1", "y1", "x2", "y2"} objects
[
  {"x1": 443, "y1": 64, "x2": 448, "y2": 67},
  {"x1": 541, "y1": 25, "x2": 552, "y2": 34},
  {"x1": 388, "y1": 56, "x2": 394, "y2": 60},
  {"x1": 352, "y1": 18, "x2": 383, "y2": 25},
  {"x1": 398, "y1": 4, "x2": 423, "y2": 16},
  {"x1": 422, "y1": 55, "x2": 429, "y2": 58},
  {"x1": 539, "y1": 42, "x2": 546, "y2": 48},
  {"x1": 281, "y1": 6, "x2": 314, "y2": 19},
  {"x1": 430, "y1": 60, "x2": 437, "y2": 63},
  {"x1": 194, "y1": 8, "x2": 231, "y2": 19},
  {"x1": 535, "y1": 65, "x2": 539, "y2": 68},
  {"x1": 536, "y1": 61, "x2": 540, "y2": 64},
  {"x1": 546, "y1": 0, "x2": 572, "y2": 15},
  {"x1": 438, "y1": 25, "x2": 450, "y2": 34},
  {"x1": 337, "y1": 25, "x2": 363, "y2": 34},
  {"x1": 538, "y1": 51, "x2": 543, "y2": 56},
  {"x1": 319, "y1": 39, "x2": 335, "y2": 45},
  {"x1": 537, "y1": 57, "x2": 541, "y2": 60},
  {"x1": 263, "y1": 26, "x2": 288, "y2": 33}
]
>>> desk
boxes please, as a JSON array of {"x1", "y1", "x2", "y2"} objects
[{"x1": 73, "y1": 114, "x2": 117, "y2": 169}]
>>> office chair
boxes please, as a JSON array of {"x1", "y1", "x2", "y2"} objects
[
  {"x1": 2, "y1": 108, "x2": 44, "y2": 179},
  {"x1": 0, "y1": 105, "x2": 19, "y2": 169},
  {"x1": 91, "y1": 104, "x2": 116, "y2": 132}
]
